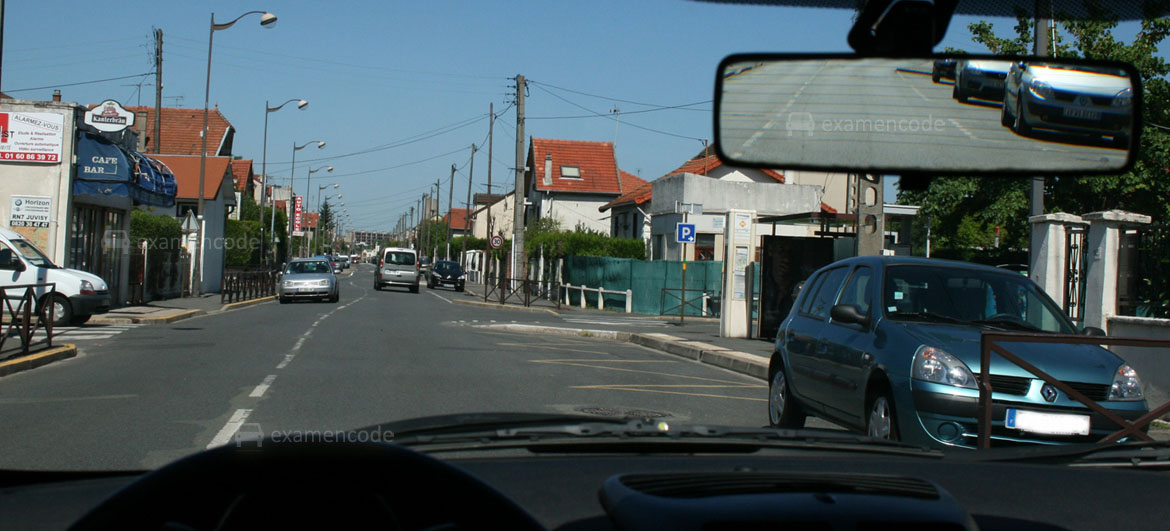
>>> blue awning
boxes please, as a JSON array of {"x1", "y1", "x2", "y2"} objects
[
  {"x1": 73, "y1": 132, "x2": 177, "y2": 207},
  {"x1": 73, "y1": 132, "x2": 132, "y2": 199},
  {"x1": 129, "y1": 152, "x2": 177, "y2": 207}
]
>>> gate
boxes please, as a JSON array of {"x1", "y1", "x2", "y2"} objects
[
  {"x1": 1064, "y1": 226, "x2": 1088, "y2": 324},
  {"x1": 758, "y1": 236, "x2": 836, "y2": 339}
]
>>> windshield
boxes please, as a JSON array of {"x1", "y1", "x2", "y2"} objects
[
  {"x1": 3, "y1": 2, "x2": 1169, "y2": 489},
  {"x1": 7, "y1": 238, "x2": 55, "y2": 268},
  {"x1": 286, "y1": 261, "x2": 331, "y2": 274},
  {"x1": 883, "y1": 265, "x2": 1077, "y2": 334}
]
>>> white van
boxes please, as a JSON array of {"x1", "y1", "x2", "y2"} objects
[{"x1": 0, "y1": 228, "x2": 111, "y2": 325}]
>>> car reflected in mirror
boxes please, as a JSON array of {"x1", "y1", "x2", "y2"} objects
[{"x1": 715, "y1": 54, "x2": 1141, "y2": 176}]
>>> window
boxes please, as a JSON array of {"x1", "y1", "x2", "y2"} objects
[
  {"x1": 836, "y1": 266, "x2": 874, "y2": 317},
  {"x1": 804, "y1": 267, "x2": 848, "y2": 319},
  {"x1": 384, "y1": 251, "x2": 417, "y2": 265},
  {"x1": 695, "y1": 234, "x2": 716, "y2": 261},
  {"x1": 560, "y1": 166, "x2": 582, "y2": 179}
]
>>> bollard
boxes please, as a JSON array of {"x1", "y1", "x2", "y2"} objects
[
  {"x1": 599, "y1": 287, "x2": 605, "y2": 311},
  {"x1": 580, "y1": 285, "x2": 587, "y2": 309},
  {"x1": 626, "y1": 289, "x2": 633, "y2": 313}
]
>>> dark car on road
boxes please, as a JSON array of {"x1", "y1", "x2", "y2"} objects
[
  {"x1": 932, "y1": 57, "x2": 957, "y2": 83},
  {"x1": 427, "y1": 260, "x2": 465, "y2": 291},
  {"x1": 768, "y1": 256, "x2": 1148, "y2": 449}
]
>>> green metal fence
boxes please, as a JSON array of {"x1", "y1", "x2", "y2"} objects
[{"x1": 562, "y1": 256, "x2": 724, "y2": 315}]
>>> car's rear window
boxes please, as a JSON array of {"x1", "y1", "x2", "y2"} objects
[{"x1": 384, "y1": 252, "x2": 416, "y2": 265}]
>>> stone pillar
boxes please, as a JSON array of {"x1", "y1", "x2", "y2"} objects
[
  {"x1": 1082, "y1": 210, "x2": 1151, "y2": 332},
  {"x1": 1027, "y1": 212, "x2": 1085, "y2": 307}
]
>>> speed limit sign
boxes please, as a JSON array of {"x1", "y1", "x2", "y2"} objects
[{"x1": 490, "y1": 235, "x2": 504, "y2": 249}]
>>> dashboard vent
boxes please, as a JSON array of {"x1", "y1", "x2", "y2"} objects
[{"x1": 619, "y1": 472, "x2": 939, "y2": 500}]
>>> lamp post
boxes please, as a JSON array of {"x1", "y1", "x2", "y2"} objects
[
  {"x1": 304, "y1": 166, "x2": 333, "y2": 255},
  {"x1": 261, "y1": 98, "x2": 307, "y2": 267},
  {"x1": 316, "y1": 186, "x2": 340, "y2": 254},
  {"x1": 287, "y1": 139, "x2": 325, "y2": 261},
  {"x1": 194, "y1": 9, "x2": 277, "y2": 296}
]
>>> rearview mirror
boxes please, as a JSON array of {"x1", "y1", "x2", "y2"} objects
[{"x1": 715, "y1": 54, "x2": 1140, "y2": 176}]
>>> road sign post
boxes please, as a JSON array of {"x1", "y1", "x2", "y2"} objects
[{"x1": 675, "y1": 218, "x2": 697, "y2": 325}]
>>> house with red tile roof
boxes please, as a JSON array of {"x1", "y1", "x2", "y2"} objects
[
  {"x1": 151, "y1": 154, "x2": 238, "y2": 293},
  {"x1": 122, "y1": 105, "x2": 235, "y2": 157},
  {"x1": 444, "y1": 208, "x2": 472, "y2": 237},
  {"x1": 229, "y1": 159, "x2": 254, "y2": 220},
  {"x1": 524, "y1": 138, "x2": 630, "y2": 233}
]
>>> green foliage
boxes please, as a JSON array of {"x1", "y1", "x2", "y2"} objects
[
  {"x1": 224, "y1": 219, "x2": 262, "y2": 267},
  {"x1": 523, "y1": 217, "x2": 646, "y2": 260},
  {"x1": 419, "y1": 219, "x2": 449, "y2": 258},
  {"x1": 130, "y1": 209, "x2": 182, "y2": 255},
  {"x1": 239, "y1": 198, "x2": 261, "y2": 222},
  {"x1": 450, "y1": 235, "x2": 487, "y2": 253}
]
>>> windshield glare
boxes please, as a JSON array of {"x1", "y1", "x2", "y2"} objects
[
  {"x1": 286, "y1": 261, "x2": 331, "y2": 274},
  {"x1": 9, "y1": 238, "x2": 55, "y2": 268},
  {"x1": 884, "y1": 265, "x2": 1076, "y2": 334}
]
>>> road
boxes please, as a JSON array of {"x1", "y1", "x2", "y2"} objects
[
  {"x1": 719, "y1": 59, "x2": 1127, "y2": 172},
  {"x1": 0, "y1": 263, "x2": 774, "y2": 471}
]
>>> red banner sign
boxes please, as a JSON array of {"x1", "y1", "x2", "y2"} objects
[{"x1": 292, "y1": 195, "x2": 304, "y2": 236}]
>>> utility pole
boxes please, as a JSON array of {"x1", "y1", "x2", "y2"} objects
[
  {"x1": 1030, "y1": 1, "x2": 1050, "y2": 272},
  {"x1": 154, "y1": 28, "x2": 163, "y2": 154},
  {"x1": 447, "y1": 164, "x2": 456, "y2": 260},
  {"x1": 421, "y1": 193, "x2": 428, "y2": 257},
  {"x1": 462, "y1": 144, "x2": 477, "y2": 268},
  {"x1": 487, "y1": 102, "x2": 494, "y2": 252},
  {"x1": 409, "y1": 207, "x2": 415, "y2": 249},
  {"x1": 434, "y1": 178, "x2": 441, "y2": 258},
  {"x1": 512, "y1": 74, "x2": 526, "y2": 281}
]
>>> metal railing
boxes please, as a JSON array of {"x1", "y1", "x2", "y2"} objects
[
  {"x1": 221, "y1": 270, "x2": 279, "y2": 304},
  {"x1": 483, "y1": 276, "x2": 561, "y2": 310},
  {"x1": 977, "y1": 331, "x2": 1170, "y2": 449},
  {"x1": 1, "y1": 283, "x2": 55, "y2": 356},
  {"x1": 660, "y1": 288, "x2": 718, "y2": 317}
]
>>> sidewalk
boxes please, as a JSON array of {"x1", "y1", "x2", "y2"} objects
[{"x1": 89, "y1": 293, "x2": 274, "y2": 325}]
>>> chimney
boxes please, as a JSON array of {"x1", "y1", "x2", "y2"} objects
[
  {"x1": 542, "y1": 153, "x2": 553, "y2": 187},
  {"x1": 52, "y1": 90, "x2": 61, "y2": 102}
]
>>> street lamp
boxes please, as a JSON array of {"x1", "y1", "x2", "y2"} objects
[
  {"x1": 287, "y1": 139, "x2": 325, "y2": 260},
  {"x1": 194, "y1": 9, "x2": 277, "y2": 296},
  {"x1": 261, "y1": 98, "x2": 307, "y2": 266},
  {"x1": 303, "y1": 166, "x2": 333, "y2": 255}
]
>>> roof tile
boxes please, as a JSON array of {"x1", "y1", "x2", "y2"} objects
[{"x1": 530, "y1": 138, "x2": 622, "y2": 194}]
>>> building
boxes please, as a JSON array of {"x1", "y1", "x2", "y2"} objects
[
  {"x1": 349, "y1": 230, "x2": 392, "y2": 247},
  {"x1": 229, "y1": 159, "x2": 255, "y2": 220},
  {"x1": 151, "y1": 155, "x2": 237, "y2": 293},
  {"x1": 469, "y1": 191, "x2": 515, "y2": 240},
  {"x1": 598, "y1": 170, "x2": 652, "y2": 241},
  {"x1": 445, "y1": 208, "x2": 471, "y2": 237},
  {"x1": 120, "y1": 105, "x2": 235, "y2": 157},
  {"x1": 524, "y1": 138, "x2": 632, "y2": 233}
]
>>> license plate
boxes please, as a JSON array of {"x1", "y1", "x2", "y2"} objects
[
  {"x1": 1005, "y1": 408, "x2": 1091, "y2": 436},
  {"x1": 298, "y1": 287, "x2": 315, "y2": 292},
  {"x1": 1063, "y1": 107, "x2": 1100, "y2": 120}
]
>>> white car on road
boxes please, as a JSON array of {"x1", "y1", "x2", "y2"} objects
[
  {"x1": 953, "y1": 59, "x2": 1013, "y2": 102},
  {"x1": 1002, "y1": 61, "x2": 1133, "y2": 147}
]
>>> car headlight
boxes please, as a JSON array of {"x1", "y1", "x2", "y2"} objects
[
  {"x1": 1112, "y1": 87, "x2": 1132, "y2": 107},
  {"x1": 1028, "y1": 80, "x2": 1053, "y2": 100},
  {"x1": 315, "y1": 279, "x2": 331, "y2": 287},
  {"x1": 282, "y1": 280, "x2": 295, "y2": 287},
  {"x1": 80, "y1": 280, "x2": 96, "y2": 295},
  {"x1": 1109, "y1": 364, "x2": 1143, "y2": 400},
  {"x1": 912, "y1": 346, "x2": 977, "y2": 389}
]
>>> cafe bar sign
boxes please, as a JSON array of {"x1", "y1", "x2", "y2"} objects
[{"x1": 84, "y1": 100, "x2": 135, "y2": 133}]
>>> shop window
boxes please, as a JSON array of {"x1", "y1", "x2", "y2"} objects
[{"x1": 695, "y1": 234, "x2": 716, "y2": 261}]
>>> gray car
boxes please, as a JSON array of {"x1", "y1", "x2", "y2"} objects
[{"x1": 279, "y1": 258, "x2": 339, "y2": 303}]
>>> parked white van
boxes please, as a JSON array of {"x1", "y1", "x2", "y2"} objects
[{"x1": 0, "y1": 228, "x2": 111, "y2": 325}]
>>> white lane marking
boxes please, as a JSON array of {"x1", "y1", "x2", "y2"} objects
[
  {"x1": 206, "y1": 408, "x2": 252, "y2": 449},
  {"x1": 276, "y1": 353, "x2": 295, "y2": 369},
  {"x1": 947, "y1": 118, "x2": 978, "y2": 141},
  {"x1": 292, "y1": 337, "x2": 306, "y2": 351},
  {"x1": 249, "y1": 375, "x2": 277, "y2": 398},
  {"x1": 429, "y1": 291, "x2": 453, "y2": 304}
]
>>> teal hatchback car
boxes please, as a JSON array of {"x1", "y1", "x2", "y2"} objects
[{"x1": 768, "y1": 256, "x2": 1148, "y2": 449}]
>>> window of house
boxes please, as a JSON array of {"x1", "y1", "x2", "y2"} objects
[{"x1": 560, "y1": 166, "x2": 582, "y2": 179}]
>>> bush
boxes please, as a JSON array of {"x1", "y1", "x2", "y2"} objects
[
  {"x1": 130, "y1": 209, "x2": 182, "y2": 254},
  {"x1": 224, "y1": 219, "x2": 263, "y2": 267}
]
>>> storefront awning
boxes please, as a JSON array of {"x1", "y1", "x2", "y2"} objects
[{"x1": 73, "y1": 132, "x2": 177, "y2": 207}]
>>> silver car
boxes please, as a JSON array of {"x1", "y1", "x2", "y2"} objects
[
  {"x1": 279, "y1": 258, "x2": 339, "y2": 303},
  {"x1": 1002, "y1": 61, "x2": 1133, "y2": 146},
  {"x1": 953, "y1": 59, "x2": 1012, "y2": 102}
]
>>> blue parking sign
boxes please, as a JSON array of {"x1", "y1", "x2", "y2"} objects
[{"x1": 676, "y1": 223, "x2": 696, "y2": 243}]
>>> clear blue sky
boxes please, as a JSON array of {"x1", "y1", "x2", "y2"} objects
[{"x1": 1, "y1": 1, "x2": 1160, "y2": 231}]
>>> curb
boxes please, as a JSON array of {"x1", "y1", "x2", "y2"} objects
[
  {"x1": 90, "y1": 309, "x2": 206, "y2": 325},
  {"x1": 452, "y1": 298, "x2": 560, "y2": 315},
  {"x1": 0, "y1": 343, "x2": 78, "y2": 377},
  {"x1": 475, "y1": 323, "x2": 769, "y2": 380},
  {"x1": 221, "y1": 296, "x2": 276, "y2": 312}
]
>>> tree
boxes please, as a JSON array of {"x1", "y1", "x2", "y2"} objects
[{"x1": 905, "y1": 3, "x2": 1170, "y2": 256}]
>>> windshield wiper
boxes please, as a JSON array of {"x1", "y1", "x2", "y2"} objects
[
  {"x1": 890, "y1": 311, "x2": 966, "y2": 325},
  {"x1": 352, "y1": 413, "x2": 941, "y2": 458}
]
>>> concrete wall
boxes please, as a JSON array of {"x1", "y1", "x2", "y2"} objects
[
  {"x1": 648, "y1": 173, "x2": 821, "y2": 216},
  {"x1": 536, "y1": 192, "x2": 615, "y2": 233},
  {"x1": 0, "y1": 99, "x2": 84, "y2": 263},
  {"x1": 471, "y1": 193, "x2": 514, "y2": 239},
  {"x1": 782, "y1": 170, "x2": 849, "y2": 214}
]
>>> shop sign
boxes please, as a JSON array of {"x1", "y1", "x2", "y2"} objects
[
  {"x1": 0, "y1": 112, "x2": 64, "y2": 163},
  {"x1": 84, "y1": 100, "x2": 135, "y2": 133},
  {"x1": 9, "y1": 195, "x2": 52, "y2": 228}
]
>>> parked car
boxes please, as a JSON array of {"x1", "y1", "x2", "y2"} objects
[
  {"x1": 0, "y1": 227, "x2": 111, "y2": 326},
  {"x1": 336, "y1": 255, "x2": 349, "y2": 270},
  {"x1": 932, "y1": 57, "x2": 957, "y2": 83},
  {"x1": 427, "y1": 260, "x2": 466, "y2": 291},
  {"x1": 419, "y1": 256, "x2": 432, "y2": 276},
  {"x1": 768, "y1": 256, "x2": 1148, "y2": 449},
  {"x1": 952, "y1": 59, "x2": 1012, "y2": 102},
  {"x1": 279, "y1": 257, "x2": 339, "y2": 303},
  {"x1": 321, "y1": 254, "x2": 342, "y2": 274},
  {"x1": 375, "y1": 247, "x2": 420, "y2": 293},
  {"x1": 1002, "y1": 61, "x2": 1133, "y2": 147}
]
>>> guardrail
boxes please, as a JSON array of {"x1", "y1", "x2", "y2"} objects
[
  {"x1": 221, "y1": 270, "x2": 278, "y2": 305},
  {"x1": 1, "y1": 283, "x2": 55, "y2": 356},
  {"x1": 977, "y1": 331, "x2": 1170, "y2": 449},
  {"x1": 562, "y1": 284, "x2": 632, "y2": 313}
]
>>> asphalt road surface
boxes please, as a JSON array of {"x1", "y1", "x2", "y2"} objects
[
  {"x1": 0, "y1": 264, "x2": 779, "y2": 471},
  {"x1": 718, "y1": 58, "x2": 1128, "y2": 172}
]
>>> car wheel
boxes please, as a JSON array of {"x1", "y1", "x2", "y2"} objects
[
  {"x1": 952, "y1": 80, "x2": 967, "y2": 102},
  {"x1": 410, "y1": 284, "x2": 419, "y2": 294},
  {"x1": 331, "y1": 293, "x2": 340, "y2": 303},
  {"x1": 279, "y1": 297, "x2": 289, "y2": 304},
  {"x1": 1013, "y1": 97, "x2": 1032, "y2": 135},
  {"x1": 1001, "y1": 93, "x2": 1014, "y2": 127},
  {"x1": 40, "y1": 294, "x2": 72, "y2": 327},
  {"x1": 456, "y1": 283, "x2": 464, "y2": 292},
  {"x1": 768, "y1": 362, "x2": 806, "y2": 428},
  {"x1": 866, "y1": 388, "x2": 899, "y2": 441},
  {"x1": 373, "y1": 282, "x2": 381, "y2": 291},
  {"x1": 932, "y1": 70, "x2": 940, "y2": 83},
  {"x1": 70, "y1": 314, "x2": 92, "y2": 326}
]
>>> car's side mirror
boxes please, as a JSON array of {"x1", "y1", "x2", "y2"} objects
[
  {"x1": 830, "y1": 304, "x2": 871, "y2": 327},
  {"x1": 1082, "y1": 326, "x2": 1107, "y2": 337}
]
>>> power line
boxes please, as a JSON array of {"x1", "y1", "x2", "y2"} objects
[
  {"x1": 528, "y1": 79, "x2": 707, "y2": 109},
  {"x1": 2, "y1": 72, "x2": 154, "y2": 93},
  {"x1": 528, "y1": 100, "x2": 711, "y2": 120},
  {"x1": 529, "y1": 83, "x2": 706, "y2": 142}
]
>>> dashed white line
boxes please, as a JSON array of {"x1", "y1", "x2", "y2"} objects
[
  {"x1": 276, "y1": 353, "x2": 295, "y2": 369},
  {"x1": 947, "y1": 118, "x2": 979, "y2": 141},
  {"x1": 429, "y1": 291, "x2": 453, "y2": 304},
  {"x1": 249, "y1": 375, "x2": 277, "y2": 397},
  {"x1": 206, "y1": 408, "x2": 252, "y2": 449}
]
